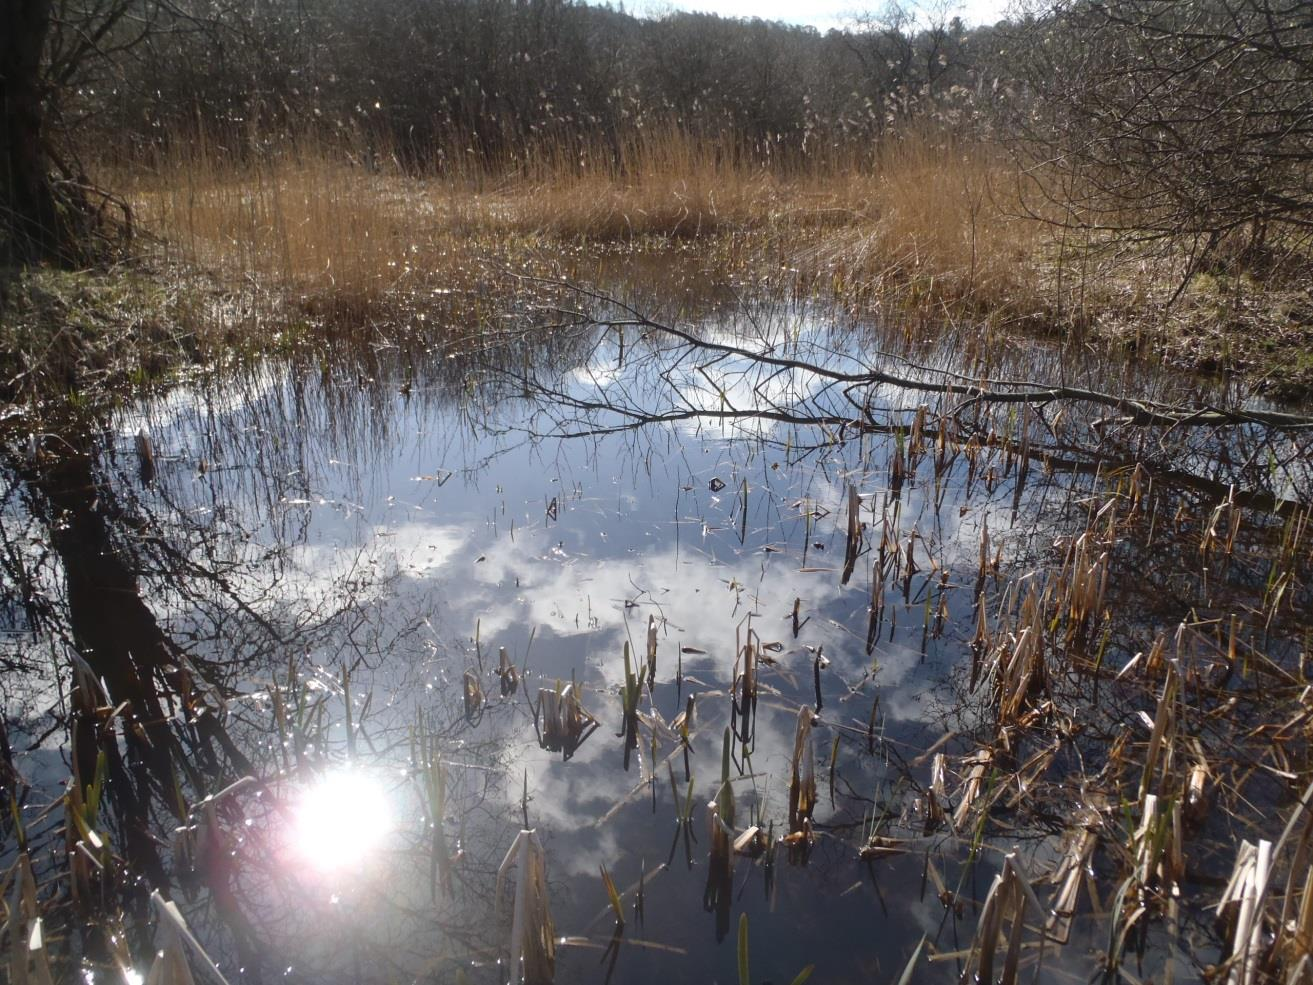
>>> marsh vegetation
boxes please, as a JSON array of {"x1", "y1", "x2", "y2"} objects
[{"x1": 2, "y1": 1, "x2": 1313, "y2": 983}]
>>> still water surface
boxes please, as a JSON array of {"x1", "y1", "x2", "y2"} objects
[{"x1": 4, "y1": 279, "x2": 1311, "y2": 983}]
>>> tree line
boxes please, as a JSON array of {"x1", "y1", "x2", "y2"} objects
[{"x1": 77, "y1": 0, "x2": 1000, "y2": 161}]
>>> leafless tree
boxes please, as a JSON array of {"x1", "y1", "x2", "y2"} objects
[{"x1": 1007, "y1": 0, "x2": 1313, "y2": 275}]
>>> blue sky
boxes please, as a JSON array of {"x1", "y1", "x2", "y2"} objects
[{"x1": 632, "y1": 0, "x2": 1014, "y2": 32}]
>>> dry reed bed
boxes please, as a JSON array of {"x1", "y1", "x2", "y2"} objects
[
  {"x1": 930, "y1": 438, "x2": 1313, "y2": 983},
  {"x1": 749, "y1": 397, "x2": 1313, "y2": 983},
  {"x1": 114, "y1": 128, "x2": 1051, "y2": 327}
]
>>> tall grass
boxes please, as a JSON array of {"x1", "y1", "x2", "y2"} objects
[
  {"x1": 112, "y1": 123, "x2": 1048, "y2": 323},
  {"x1": 123, "y1": 130, "x2": 456, "y2": 320},
  {"x1": 800, "y1": 136, "x2": 1042, "y2": 314}
]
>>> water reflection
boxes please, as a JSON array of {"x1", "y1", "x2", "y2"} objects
[
  {"x1": 1, "y1": 277, "x2": 1310, "y2": 984},
  {"x1": 289, "y1": 768, "x2": 395, "y2": 875}
]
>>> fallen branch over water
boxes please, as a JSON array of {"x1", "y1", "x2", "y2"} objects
[
  {"x1": 494, "y1": 276, "x2": 1313, "y2": 513},
  {"x1": 516, "y1": 275, "x2": 1313, "y2": 431}
]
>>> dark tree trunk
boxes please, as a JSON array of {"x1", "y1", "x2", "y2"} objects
[{"x1": 1, "y1": 0, "x2": 79, "y2": 264}]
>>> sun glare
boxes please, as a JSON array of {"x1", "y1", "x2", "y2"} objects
[{"x1": 291, "y1": 768, "x2": 394, "y2": 874}]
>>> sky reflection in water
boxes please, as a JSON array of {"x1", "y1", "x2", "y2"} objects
[
  {"x1": 102, "y1": 311, "x2": 1036, "y2": 984},
  {"x1": 69, "y1": 297, "x2": 1299, "y2": 984},
  {"x1": 289, "y1": 768, "x2": 395, "y2": 875}
]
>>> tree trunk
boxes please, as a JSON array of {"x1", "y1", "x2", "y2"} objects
[{"x1": 1, "y1": 0, "x2": 77, "y2": 264}]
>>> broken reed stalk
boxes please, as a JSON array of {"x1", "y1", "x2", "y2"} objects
[
  {"x1": 867, "y1": 548, "x2": 886, "y2": 656},
  {"x1": 891, "y1": 429, "x2": 907, "y2": 497},
  {"x1": 927, "y1": 752, "x2": 948, "y2": 832},
  {"x1": 666, "y1": 758, "x2": 699, "y2": 870},
  {"x1": 812, "y1": 646, "x2": 825, "y2": 712},
  {"x1": 704, "y1": 728, "x2": 736, "y2": 926},
  {"x1": 647, "y1": 615, "x2": 658, "y2": 690},
  {"x1": 959, "y1": 855, "x2": 1044, "y2": 985},
  {"x1": 65, "y1": 738, "x2": 109, "y2": 912},
  {"x1": 841, "y1": 483, "x2": 862, "y2": 585},
  {"x1": 1047, "y1": 823, "x2": 1099, "y2": 944},
  {"x1": 717, "y1": 726, "x2": 736, "y2": 830},
  {"x1": 1058, "y1": 530, "x2": 1109, "y2": 645},
  {"x1": 1139, "y1": 660, "x2": 1179, "y2": 802},
  {"x1": 952, "y1": 748, "x2": 994, "y2": 832},
  {"x1": 973, "y1": 516, "x2": 991, "y2": 604},
  {"x1": 867, "y1": 694, "x2": 880, "y2": 755},
  {"x1": 981, "y1": 580, "x2": 1050, "y2": 725},
  {"x1": 1184, "y1": 755, "x2": 1211, "y2": 827},
  {"x1": 497, "y1": 829, "x2": 556, "y2": 985},
  {"x1": 7, "y1": 851, "x2": 55, "y2": 985},
  {"x1": 535, "y1": 679, "x2": 598, "y2": 761},
  {"x1": 739, "y1": 477, "x2": 749, "y2": 544},
  {"x1": 1130, "y1": 792, "x2": 1183, "y2": 907},
  {"x1": 599, "y1": 864, "x2": 625, "y2": 928},
  {"x1": 145, "y1": 920, "x2": 192, "y2": 985},
  {"x1": 1219, "y1": 840, "x2": 1272, "y2": 985},
  {"x1": 148, "y1": 890, "x2": 234, "y2": 985},
  {"x1": 499, "y1": 646, "x2": 520, "y2": 697},
  {"x1": 672, "y1": 693, "x2": 695, "y2": 780},
  {"x1": 1218, "y1": 780, "x2": 1313, "y2": 985},
  {"x1": 732, "y1": 628, "x2": 758, "y2": 748},
  {"x1": 463, "y1": 669, "x2": 484, "y2": 723},
  {"x1": 620, "y1": 641, "x2": 643, "y2": 771},
  {"x1": 1275, "y1": 806, "x2": 1313, "y2": 979},
  {"x1": 902, "y1": 526, "x2": 919, "y2": 603},
  {"x1": 788, "y1": 706, "x2": 816, "y2": 844}
]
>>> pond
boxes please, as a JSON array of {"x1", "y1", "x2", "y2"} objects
[{"x1": 3, "y1": 267, "x2": 1312, "y2": 984}]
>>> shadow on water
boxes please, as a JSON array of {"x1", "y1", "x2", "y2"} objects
[{"x1": 2, "y1": 270, "x2": 1312, "y2": 984}]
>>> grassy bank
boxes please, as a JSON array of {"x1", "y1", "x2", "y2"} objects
[{"x1": 0, "y1": 267, "x2": 215, "y2": 409}]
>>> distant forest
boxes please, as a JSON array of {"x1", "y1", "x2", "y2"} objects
[{"x1": 77, "y1": 0, "x2": 1014, "y2": 158}]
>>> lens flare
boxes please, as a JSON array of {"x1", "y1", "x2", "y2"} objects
[{"x1": 291, "y1": 768, "x2": 393, "y2": 873}]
